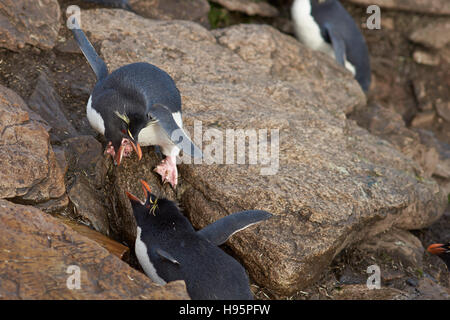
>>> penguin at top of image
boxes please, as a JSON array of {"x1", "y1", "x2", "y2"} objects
[
  {"x1": 69, "y1": 15, "x2": 202, "y2": 188},
  {"x1": 291, "y1": 0, "x2": 371, "y2": 92},
  {"x1": 126, "y1": 180, "x2": 273, "y2": 300}
]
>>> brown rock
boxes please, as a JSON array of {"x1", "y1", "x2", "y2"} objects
[
  {"x1": 27, "y1": 72, "x2": 78, "y2": 143},
  {"x1": 411, "y1": 110, "x2": 435, "y2": 127},
  {"x1": 413, "y1": 50, "x2": 440, "y2": 66},
  {"x1": 343, "y1": 0, "x2": 450, "y2": 16},
  {"x1": 68, "y1": 175, "x2": 110, "y2": 236},
  {"x1": 0, "y1": 0, "x2": 61, "y2": 51},
  {"x1": 334, "y1": 284, "x2": 409, "y2": 300},
  {"x1": 0, "y1": 85, "x2": 66, "y2": 204},
  {"x1": 59, "y1": 216, "x2": 130, "y2": 260},
  {"x1": 79, "y1": 9, "x2": 446, "y2": 296},
  {"x1": 0, "y1": 200, "x2": 189, "y2": 299},
  {"x1": 358, "y1": 229, "x2": 425, "y2": 268},
  {"x1": 409, "y1": 20, "x2": 450, "y2": 50},
  {"x1": 349, "y1": 103, "x2": 439, "y2": 177},
  {"x1": 128, "y1": 0, "x2": 210, "y2": 27},
  {"x1": 413, "y1": 278, "x2": 450, "y2": 300},
  {"x1": 62, "y1": 135, "x2": 107, "y2": 189},
  {"x1": 210, "y1": 0, "x2": 279, "y2": 17},
  {"x1": 435, "y1": 100, "x2": 450, "y2": 123}
]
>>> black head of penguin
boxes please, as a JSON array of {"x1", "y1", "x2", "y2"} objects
[
  {"x1": 91, "y1": 90, "x2": 143, "y2": 165},
  {"x1": 125, "y1": 180, "x2": 273, "y2": 300}
]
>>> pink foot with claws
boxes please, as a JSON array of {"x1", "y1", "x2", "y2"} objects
[{"x1": 154, "y1": 156, "x2": 178, "y2": 188}]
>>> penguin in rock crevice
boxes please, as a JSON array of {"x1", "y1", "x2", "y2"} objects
[
  {"x1": 69, "y1": 17, "x2": 202, "y2": 188},
  {"x1": 126, "y1": 180, "x2": 273, "y2": 300},
  {"x1": 291, "y1": 0, "x2": 371, "y2": 92}
]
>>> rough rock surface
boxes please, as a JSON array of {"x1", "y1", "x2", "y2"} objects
[
  {"x1": 343, "y1": 0, "x2": 450, "y2": 16},
  {"x1": 333, "y1": 284, "x2": 409, "y2": 300},
  {"x1": 0, "y1": 0, "x2": 61, "y2": 51},
  {"x1": 27, "y1": 72, "x2": 78, "y2": 143},
  {"x1": 409, "y1": 20, "x2": 450, "y2": 50},
  {"x1": 128, "y1": 0, "x2": 210, "y2": 27},
  {"x1": 0, "y1": 84, "x2": 66, "y2": 206},
  {"x1": 77, "y1": 9, "x2": 447, "y2": 296},
  {"x1": 210, "y1": 0, "x2": 279, "y2": 17},
  {"x1": 0, "y1": 200, "x2": 189, "y2": 299},
  {"x1": 357, "y1": 229, "x2": 425, "y2": 268}
]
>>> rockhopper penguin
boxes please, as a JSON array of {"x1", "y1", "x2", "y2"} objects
[
  {"x1": 69, "y1": 17, "x2": 202, "y2": 188},
  {"x1": 291, "y1": 0, "x2": 371, "y2": 92},
  {"x1": 126, "y1": 180, "x2": 273, "y2": 300},
  {"x1": 427, "y1": 243, "x2": 450, "y2": 271}
]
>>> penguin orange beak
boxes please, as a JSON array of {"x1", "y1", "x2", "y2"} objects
[
  {"x1": 427, "y1": 243, "x2": 446, "y2": 255},
  {"x1": 131, "y1": 141, "x2": 143, "y2": 161},
  {"x1": 125, "y1": 191, "x2": 142, "y2": 203},
  {"x1": 140, "y1": 179, "x2": 151, "y2": 197},
  {"x1": 115, "y1": 138, "x2": 142, "y2": 165}
]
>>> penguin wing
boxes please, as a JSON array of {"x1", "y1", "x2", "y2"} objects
[
  {"x1": 197, "y1": 210, "x2": 272, "y2": 246},
  {"x1": 148, "y1": 103, "x2": 203, "y2": 158},
  {"x1": 324, "y1": 24, "x2": 346, "y2": 67},
  {"x1": 156, "y1": 248, "x2": 180, "y2": 265}
]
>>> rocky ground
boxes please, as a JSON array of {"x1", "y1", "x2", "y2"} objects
[{"x1": 0, "y1": 0, "x2": 448, "y2": 300}]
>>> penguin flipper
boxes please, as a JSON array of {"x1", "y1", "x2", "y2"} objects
[
  {"x1": 156, "y1": 248, "x2": 180, "y2": 265},
  {"x1": 69, "y1": 17, "x2": 108, "y2": 81},
  {"x1": 197, "y1": 210, "x2": 272, "y2": 246},
  {"x1": 148, "y1": 103, "x2": 203, "y2": 158},
  {"x1": 324, "y1": 24, "x2": 346, "y2": 67}
]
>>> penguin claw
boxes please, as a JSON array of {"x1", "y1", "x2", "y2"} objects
[{"x1": 154, "y1": 156, "x2": 178, "y2": 188}]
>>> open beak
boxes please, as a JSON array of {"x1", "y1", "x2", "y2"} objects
[
  {"x1": 427, "y1": 243, "x2": 446, "y2": 255},
  {"x1": 125, "y1": 191, "x2": 144, "y2": 205},
  {"x1": 114, "y1": 138, "x2": 143, "y2": 165}
]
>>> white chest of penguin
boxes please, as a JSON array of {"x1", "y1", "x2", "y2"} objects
[
  {"x1": 137, "y1": 111, "x2": 183, "y2": 157},
  {"x1": 291, "y1": 0, "x2": 356, "y2": 75}
]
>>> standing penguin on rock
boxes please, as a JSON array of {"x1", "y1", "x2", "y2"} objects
[
  {"x1": 291, "y1": 0, "x2": 371, "y2": 92},
  {"x1": 69, "y1": 16, "x2": 202, "y2": 188},
  {"x1": 126, "y1": 180, "x2": 273, "y2": 300}
]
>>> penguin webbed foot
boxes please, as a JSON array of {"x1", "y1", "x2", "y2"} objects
[{"x1": 154, "y1": 156, "x2": 178, "y2": 188}]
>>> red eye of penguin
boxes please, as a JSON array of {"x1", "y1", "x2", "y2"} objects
[{"x1": 121, "y1": 129, "x2": 126, "y2": 134}]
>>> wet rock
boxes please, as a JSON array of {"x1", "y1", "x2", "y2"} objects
[
  {"x1": 343, "y1": 0, "x2": 450, "y2": 16},
  {"x1": 210, "y1": 0, "x2": 279, "y2": 17},
  {"x1": 0, "y1": 0, "x2": 61, "y2": 51},
  {"x1": 0, "y1": 85, "x2": 66, "y2": 205},
  {"x1": 79, "y1": 9, "x2": 446, "y2": 296},
  {"x1": 129, "y1": 0, "x2": 210, "y2": 27},
  {"x1": 68, "y1": 175, "x2": 110, "y2": 235},
  {"x1": 358, "y1": 229, "x2": 425, "y2": 268},
  {"x1": 0, "y1": 200, "x2": 189, "y2": 299},
  {"x1": 27, "y1": 72, "x2": 78, "y2": 143},
  {"x1": 409, "y1": 20, "x2": 450, "y2": 50},
  {"x1": 333, "y1": 284, "x2": 409, "y2": 300}
]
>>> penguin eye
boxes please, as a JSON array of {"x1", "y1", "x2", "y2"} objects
[{"x1": 121, "y1": 129, "x2": 126, "y2": 134}]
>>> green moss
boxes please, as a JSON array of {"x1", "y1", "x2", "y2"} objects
[{"x1": 208, "y1": 3, "x2": 231, "y2": 29}]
